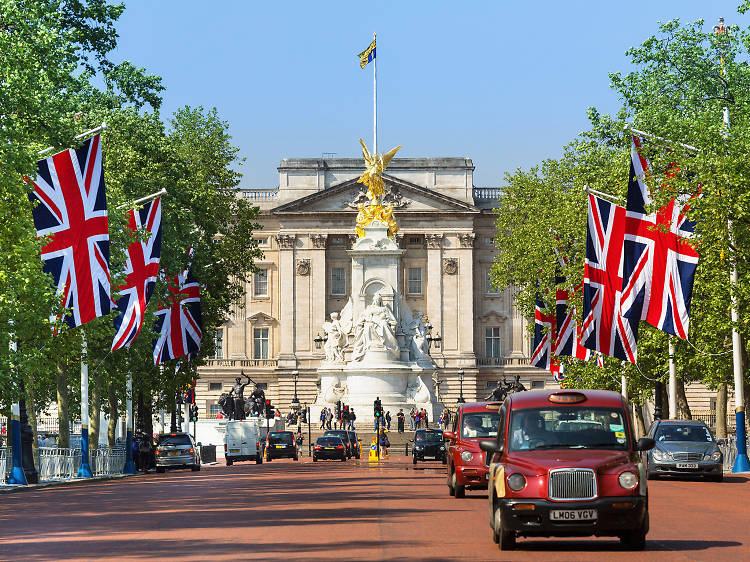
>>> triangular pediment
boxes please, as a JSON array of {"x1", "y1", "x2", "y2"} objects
[{"x1": 271, "y1": 175, "x2": 479, "y2": 215}]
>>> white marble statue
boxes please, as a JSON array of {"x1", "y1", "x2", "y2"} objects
[
  {"x1": 405, "y1": 374, "x2": 432, "y2": 404},
  {"x1": 322, "y1": 312, "x2": 346, "y2": 364},
  {"x1": 351, "y1": 293, "x2": 399, "y2": 362},
  {"x1": 318, "y1": 375, "x2": 347, "y2": 404},
  {"x1": 404, "y1": 311, "x2": 431, "y2": 363}
]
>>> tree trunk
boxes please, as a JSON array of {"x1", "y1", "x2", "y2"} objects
[
  {"x1": 89, "y1": 371, "x2": 102, "y2": 452},
  {"x1": 676, "y1": 377, "x2": 692, "y2": 420},
  {"x1": 633, "y1": 403, "x2": 646, "y2": 439},
  {"x1": 716, "y1": 384, "x2": 727, "y2": 439},
  {"x1": 107, "y1": 379, "x2": 118, "y2": 447},
  {"x1": 56, "y1": 363, "x2": 70, "y2": 449}
]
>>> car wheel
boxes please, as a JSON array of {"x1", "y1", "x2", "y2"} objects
[
  {"x1": 341, "y1": 455, "x2": 346, "y2": 462},
  {"x1": 453, "y1": 471, "x2": 465, "y2": 498},
  {"x1": 293, "y1": 455, "x2": 298, "y2": 461},
  {"x1": 442, "y1": 457, "x2": 447, "y2": 465},
  {"x1": 256, "y1": 456, "x2": 263, "y2": 465},
  {"x1": 620, "y1": 512, "x2": 648, "y2": 551},
  {"x1": 413, "y1": 456, "x2": 417, "y2": 465},
  {"x1": 266, "y1": 456, "x2": 271, "y2": 462},
  {"x1": 711, "y1": 473, "x2": 724, "y2": 482},
  {"x1": 156, "y1": 467, "x2": 165, "y2": 473},
  {"x1": 226, "y1": 458, "x2": 233, "y2": 466},
  {"x1": 313, "y1": 456, "x2": 318, "y2": 462},
  {"x1": 494, "y1": 507, "x2": 516, "y2": 550},
  {"x1": 448, "y1": 469, "x2": 456, "y2": 496},
  {"x1": 647, "y1": 471, "x2": 658, "y2": 480},
  {"x1": 191, "y1": 464, "x2": 200, "y2": 472}
]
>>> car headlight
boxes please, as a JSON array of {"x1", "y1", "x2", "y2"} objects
[
  {"x1": 618, "y1": 470, "x2": 638, "y2": 490},
  {"x1": 652, "y1": 448, "x2": 671, "y2": 462},
  {"x1": 710, "y1": 451, "x2": 722, "y2": 462},
  {"x1": 440, "y1": 446, "x2": 445, "y2": 451},
  {"x1": 460, "y1": 451, "x2": 473, "y2": 462},
  {"x1": 507, "y1": 473, "x2": 526, "y2": 491}
]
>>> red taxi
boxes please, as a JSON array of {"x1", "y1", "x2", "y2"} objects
[
  {"x1": 443, "y1": 401, "x2": 503, "y2": 498},
  {"x1": 479, "y1": 389, "x2": 655, "y2": 551}
]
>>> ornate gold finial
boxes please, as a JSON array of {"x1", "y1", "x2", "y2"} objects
[{"x1": 355, "y1": 139, "x2": 402, "y2": 238}]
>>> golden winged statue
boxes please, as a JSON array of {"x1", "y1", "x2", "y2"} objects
[{"x1": 355, "y1": 139, "x2": 402, "y2": 238}]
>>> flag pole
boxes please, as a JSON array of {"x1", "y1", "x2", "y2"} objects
[
  {"x1": 373, "y1": 32, "x2": 377, "y2": 155},
  {"x1": 38, "y1": 122, "x2": 108, "y2": 157},
  {"x1": 116, "y1": 188, "x2": 167, "y2": 210}
]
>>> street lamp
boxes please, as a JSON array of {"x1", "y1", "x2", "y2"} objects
[
  {"x1": 313, "y1": 333, "x2": 327, "y2": 349},
  {"x1": 290, "y1": 370, "x2": 300, "y2": 410},
  {"x1": 457, "y1": 369, "x2": 465, "y2": 403},
  {"x1": 425, "y1": 322, "x2": 442, "y2": 351}
]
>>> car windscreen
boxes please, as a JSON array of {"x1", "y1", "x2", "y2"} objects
[
  {"x1": 158, "y1": 435, "x2": 191, "y2": 447},
  {"x1": 269, "y1": 432, "x2": 294, "y2": 444},
  {"x1": 317, "y1": 438, "x2": 342, "y2": 446},
  {"x1": 416, "y1": 431, "x2": 443, "y2": 442},
  {"x1": 325, "y1": 431, "x2": 349, "y2": 442},
  {"x1": 508, "y1": 407, "x2": 629, "y2": 451},
  {"x1": 655, "y1": 424, "x2": 712, "y2": 443},
  {"x1": 460, "y1": 412, "x2": 501, "y2": 438}
]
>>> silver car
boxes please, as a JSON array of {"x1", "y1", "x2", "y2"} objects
[
  {"x1": 646, "y1": 420, "x2": 723, "y2": 482},
  {"x1": 155, "y1": 432, "x2": 202, "y2": 473}
]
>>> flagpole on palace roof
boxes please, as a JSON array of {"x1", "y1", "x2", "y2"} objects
[
  {"x1": 373, "y1": 32, "x2": 377, "y2": 155},
  {"x1": 38, "y1": 122, "x2": 107, "y2": 157}
]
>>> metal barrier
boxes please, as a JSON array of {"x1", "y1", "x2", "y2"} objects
[
  {"x1": 38, "y1": 447, "x2": 81, "y2": 481},
  {"x1": 91, "y1": 447, "x2": 126, "y2": 476},
  {"x1": 720, "y1": 436, "x2": 738, "y2": 471},
  {"x1": 0, "y1": 448, "x2": 7, "y2": 483}
]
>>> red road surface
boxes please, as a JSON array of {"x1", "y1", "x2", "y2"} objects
[{"x1": 0, "y1": 456, "x2": 747, "y2": 560}]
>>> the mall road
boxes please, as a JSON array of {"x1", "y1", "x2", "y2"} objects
[{"x1": 0, "y1": 456, "x2": 748, "y2": 561}]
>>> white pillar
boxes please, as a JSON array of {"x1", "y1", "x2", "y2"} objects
[
  {"x1": 668, "y1": 338, "x2": 678, "y2": 419},
  {"x1": 160, "y1": 409, "x2": 166, "y2": 433},
  {"x1": 621, "y1": 374, "x2": 627, "y2": 399},
  {"x1": 126, "y1": 372, "x2": 133, "y2": 435},
  {"x1": 81, "y1": 339, "x2": 89, "y2": 432}
]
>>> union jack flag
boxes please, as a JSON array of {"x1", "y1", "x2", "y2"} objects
[
  {"x1": 111, "y1": 197, "x2": 162, "y2": 351},
  {"x1": 620, "y1": 135, "x2": 699, "y2": 339},
  {"x1": 581, "y1": 194, "x2": 639, "y2": 363},
  {"x1": 554, "y1": 285, "x2": 593, "y2": 362},
  {"x1": 27, "y1": 134, "x2": 112, "y2": 328},
  {"x1": 152, "y1": 255, "x2": 202, "y2": 365},
  {"x1": 530, "y1": 292, "x2": 555, "y2": 370}
]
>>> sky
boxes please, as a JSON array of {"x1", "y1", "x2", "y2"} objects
[{"x1": 111, "y1": 1, "x2": 745, "y2": 188}]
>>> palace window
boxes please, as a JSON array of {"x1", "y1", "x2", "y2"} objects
[
  {"x1": 209, "y1": 403, "x2": 222, "y2": 417},
  {"x1": 408, "y1": 236, "x2": 422, "y2": 246},
  {"x1": 407, "y1": 267, "x2": 422, "y2": 295},
  {"x1": 212, "y1": 329, "x2": 223, "y2": 359},
  {"x1": 209, "y1": 382, "x2": 223, "y2": 392},
  {"x1": 331, "y1": 267, "x2": 346, "y2": 295},
  {"x1": 253, "y1": 269, "x2": 268, "y2": 297},
  {"x1": 485, "y1": 327, "x2": 501, "y2": 358},
  {"x1": 254, "y1": 328, "x2": 269, "y2": 359},
  {"x1": 486, "y1": 269, "x2": 499, "y2": 294}
]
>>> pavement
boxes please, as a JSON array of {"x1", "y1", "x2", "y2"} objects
[{"x1": 0, "y1": 456, "x2": 747, "y2": 560}]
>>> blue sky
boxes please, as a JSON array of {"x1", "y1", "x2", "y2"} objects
[{"x1": 112, "y1": 1, "x2": 744, "y2": 188}]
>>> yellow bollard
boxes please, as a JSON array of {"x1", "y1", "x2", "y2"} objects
[{"x1": 368, "y1": 436, "x2": 379, "y2": 462}]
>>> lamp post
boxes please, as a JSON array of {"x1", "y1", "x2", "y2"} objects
[
  {"x1": 290, "y1": 370, "x2": 300, "y2": 411},
  {"x1": 313, "y1": 333, "x2": 327, "y2": 350},
  {"x1": 425, "y1": 322, "x2": 442, "y2": 353},
  {"x1": 457, "y1": 369, "x2": 465, "y2": 403}
]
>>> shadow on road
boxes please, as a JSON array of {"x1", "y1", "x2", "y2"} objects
[{"x1": 517, "y1": 539, "x2": 743, "y2": 552}]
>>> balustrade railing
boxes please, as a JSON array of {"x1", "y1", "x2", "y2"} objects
[
  {"x1": 204, "y1": 358, "x2": 278, "y2": 368},
  {"x1": 472, "y1": 187, "x2": 501, "y2": 200},
  {"x1": 240, "y1": 189, "x2": 279, "y2": 201},
  {"x1": 477, "y1": 357, "x2": 531, "y2": 366}
]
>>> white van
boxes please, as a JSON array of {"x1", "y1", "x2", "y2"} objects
[{"x1": 224, "y1": 419, "x2": 262, "y2": 466}]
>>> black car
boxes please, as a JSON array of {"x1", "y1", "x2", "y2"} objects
[
  {"x1": 646, "y1": 419, "x2": 723, "y2": 481},
  {"x1": 347, "y1": 431, "x2": 361, "y2": 459},
  {"x1": 313, "y1": 436, "x2": 347, "y2": 462},
  {"x1": 412, "y1": 428, "x2": 447, "y2": 465},
  {"x1": 324, "y1": 430, "x2": 353, "y2": 458},
  {"x1": 265, "y1": 431, "x2": 298, "y2": 461}
]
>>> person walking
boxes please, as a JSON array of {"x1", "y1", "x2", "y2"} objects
[
  {"x1": 422, "y1": 408, "x2": 429, "y2": 428},
  {"x1": 326, "y1": 408, "x2": 333, "y2": 430},
  {"x1": 397, "y1": 409, "x2": 405, "y2": 433},
  {"x1": 379, "y1": 427, "x2": 390, "y2": 458},
  {"x1": 385, "y1": 411, "x2": 391, "y2": 430},
  {"x1": 409, "y1": 407, "x2": 416, "y2": 431},
  {"x1": 348, "y1": 408, "x2": 356, "y2": 430},
  {"x1": 319, "y1": 407, "x2": 327, "y2": 430}
]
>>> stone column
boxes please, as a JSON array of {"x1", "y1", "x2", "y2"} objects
[
  {"x1": 508, "y1": 287, "x2": 525, "y2": 358},
  {"x1": 277, "y1": 233, "x2": 297, "y2": 368},
  {"x1": 457, "y1": 233, "x2": 476, "y2": 364},
  {"x1": 310, "y1": 234, "x2": 327, "y2": 357},
  {"x1": 425, "y1": 233, "x2": 444, "y2": 362}
]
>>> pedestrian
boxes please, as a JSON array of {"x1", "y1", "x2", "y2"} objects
[
  {"x1": 379, "y1": 427, "x2": 390, "y2": 458},
  {"x1": 385, "y1": 411, "x2": 391, "y2": 430},
  {"x1": 415, "y1": 409, "x2": 421, "y2": 429},
  {"x1": 348, "y1": 408, "x2": 356, "y2": 431},
  {"x1": 422, "y1": 408, "x2": 429, "y2": 428},
  {"x1": 409, "y1": 407, "x2": 416, "y2": 431},
  {"x1": 320, "y1": 407, "x2": 327, "y2": 430},
  {"x1": 397, "y1": 409, "x2": 405, "y2": 433},
  {"x1": 326, "y1": 408, "x2": 333, "y2": 430}
]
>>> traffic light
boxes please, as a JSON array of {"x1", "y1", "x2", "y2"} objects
[
  {"x1": 264, "y1": 399, "x2": 273, "y2": 419},
  {"x1": 374, "y1": 398, "x2": 382, "y2": 418},
  {"x1": 190, "y1": 403, "x2": 199, "y2": 422},
  {"x1": 336, "y1": 401, "x2": 342, "y2": 419}
]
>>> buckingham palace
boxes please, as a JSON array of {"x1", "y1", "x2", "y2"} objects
[{"x1": 195, "y1": 156, "x2": 548, "y2": 418}]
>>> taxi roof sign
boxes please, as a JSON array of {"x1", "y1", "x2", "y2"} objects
[{"x1": 548, "y1": 392, "x2": 587, "y2": 404}]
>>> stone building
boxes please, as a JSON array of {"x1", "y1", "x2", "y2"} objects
[{"x1": 194, "y1": 156, "x2": 552, "y2": 419}]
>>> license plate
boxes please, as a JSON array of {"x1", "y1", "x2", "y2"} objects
[
  {"x1": 550, "y1": 509, "x2": 598, "y2": 521},
  {"x1": 325, "y1": 447, "x2": 334, "y2": 449},
  {"x1": 230, "y1": 448, "x2": 240, "y2": 453},
  {"x1": 424, "y1": 456, "x2": 435, "y2": 460},
  {"x1": 169, "y1": 451, "x2": 180, "y2": 456},
  {"x1": 275, "y1": 445, "x2": 283, "y2": 448},
  {"x1": 676, "y1": 462, "x2": 698, "y2": 469}
]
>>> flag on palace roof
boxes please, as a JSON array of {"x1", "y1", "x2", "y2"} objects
[
  {"x1": 358, "y1": 37, "x2": 376, "y2": 68},
  {"x1": 581, "y1": 193, "x2": 639, "y2": 363},
  {"x1": 152, "y1": 252, "x2": 202, "y2": 365},
  {"x1": 620, "y1": 135, "x2": 699, "y2": 339},
  {"x1": 26, "y1": 134, "x2": 112, "y2": 328},
  {"x1": 111, "y1": 197, "x2": 162, "y2": 351}
]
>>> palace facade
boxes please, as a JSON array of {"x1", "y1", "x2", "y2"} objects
[{"x1": 194, "y1": 156, "x2": 552, "y2": 418}]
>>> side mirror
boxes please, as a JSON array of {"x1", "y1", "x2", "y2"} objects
[
  {"x1": 479, "y1": 439, "x2": 503, "y2": 455},
  {"x1": 442, "y1": 431, "x2": 457, "y2": 441},
  {"x1": 635, "y1": 437, "x2": 655, "y2": 452}
]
